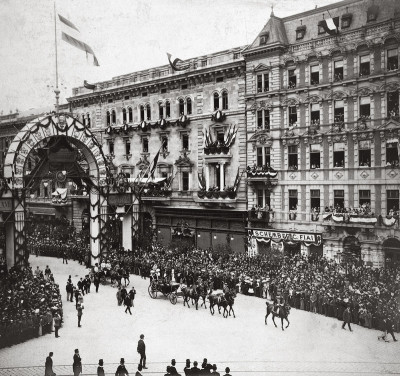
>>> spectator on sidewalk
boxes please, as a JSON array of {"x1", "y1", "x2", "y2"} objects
[
  {"x1": 184, "y1": 359, "x2": 191, "y2": 376},
  {"x1": 135, "y1": 364, "x2": 143, "y2": 376},
  {"x1": 73, "y1": 349, "x2": 82, "y2": 376},
  {"x1": 211, "y1": 365, "x2": 220, "y2": 376},
  {"x1": 223, "y1": 367, "x2": 232, "y2": 376},
  {"x1": 190, "y1": 361, "x2": 200, "y2": 376},
  {"x1": 115, "y1": 358, "x2": 129, "y2": 376},
  {"x1": 45, "y1": 352, "x2": 54, "y2": 376},
  {"x1": 97, "y1": 359, "x2": 105, "y2": 376}
]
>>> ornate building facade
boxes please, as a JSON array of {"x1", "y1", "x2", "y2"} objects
[
  {"x1": 244, "y1": 0, "x2": 400, "y2": 267},
  {"x1": 1, "y1": 0, "x2": 399, "y2": 266},
  {"x1": 68, "y1": 47, "x2": 247, "y2": 252}
]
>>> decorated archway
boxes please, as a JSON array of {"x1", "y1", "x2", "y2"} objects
[{"x1": 1, "y1": 113, "x2": 111, "y2": 267}]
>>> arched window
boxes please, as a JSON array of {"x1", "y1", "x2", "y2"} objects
[
  {"x1": 122, "y1": 108, "x2": 127, "y2": 123},
  {"x1": 166, "y1": 101, "x2": 171, "y2": 118},
  {"x1": 146, "y1": 104, "x2": 151, "y2": 120},
  {"x1": 213, "y1": 92, "x2": 220, "y2": 110},
  {"x1": 128, "y1": 107, "x2": 133, "y2": 122},
  {"x1": 111, "y1": 109, "x2": 116, "y2": 124},
  {"x1": 186, "y1": 98, "x2": 192, "y2": 115},
  {"x1": 159, "y1": 102, "x2": 164, "y2": 119},
  {"x1": 139, "y1": 105, "x2": 145, "y2": 122},
  {"x1": 179, "y1": 98, "x2": 185, "y2": 115},
  {"x1": 222, "y1": 91, "x2": 228, "y2": 110},
  {"x1": 87, "y1": 114, "x2": 91, "y2": 128},
  {"x1": 106, "y1": 111, "x2": 111, "y2": 126}
]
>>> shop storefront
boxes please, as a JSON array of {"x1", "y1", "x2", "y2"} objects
[{"x1": 247, "y1": 228, "x2": 323, "y2": 257}]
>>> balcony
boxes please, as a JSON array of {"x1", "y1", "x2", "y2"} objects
[
  {"x1": 247, "y1": 209, "x2": 274, "y2": 227},
  {"x1": 194, "y1": 189, "x2": 237, "y2": 208},
  {"x1": 246, "y1": 165, "x2": 278, "y2": 186},
  {"x1": 141, "y1": 188, "x2": 172, "y2": 204}
]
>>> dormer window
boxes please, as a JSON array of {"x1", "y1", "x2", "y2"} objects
[
  {"x1": 318, "y1": 21, "x2": 326, "y2": 35},
  {"x1": 341, "y1": 13, "x2": 352, "y2": 28},
  {"x1": 296, "y1": 26, "x2": 306, "y2": 40},
  {"x1": 259, "y1": 32, "x2": 269, "y2": 45}
]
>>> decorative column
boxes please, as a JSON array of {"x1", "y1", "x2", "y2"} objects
[
  {"x1": 219, "y1": 162, "x2": 225, "y2": 191},
  {"x1": 122, "y1": 211, "x2": 133, "y2": 251}
]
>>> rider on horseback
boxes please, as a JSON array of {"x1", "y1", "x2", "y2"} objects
[{"x1": 273, "y1": 296, "x2": 283, "y2": 316}]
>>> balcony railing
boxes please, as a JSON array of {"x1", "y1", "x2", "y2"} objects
[
  {"x1": 246, "y1": 166, "x2": 278, "y2": 184},
  {"x1": 247, "y1": 210, "x2": 274, "y2": 226}
]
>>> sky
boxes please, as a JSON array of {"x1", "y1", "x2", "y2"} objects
[{"x1": 0, "y1": 0, "x2": 339, "y2": 113}]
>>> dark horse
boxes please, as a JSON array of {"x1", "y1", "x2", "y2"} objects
[
  {"x1": 265, "y1": 302, "x2": 291, "y2": 330},
  {"x1": 208, "y1": 292, "x2": 223, "y2": 315},
  {"x1": 220, "y1": 290, "x2": 236, "y2": 318},
  {"x1": 198, "y1": 283, "x2": 209, "y2": 309},
  {"x1": 181, "y1": 285, "x2": 199, "y2": 310}
]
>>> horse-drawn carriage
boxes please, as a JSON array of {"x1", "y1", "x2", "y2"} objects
[{"x1": 148, "y1": 280, "x2": 181, "y2": 304}]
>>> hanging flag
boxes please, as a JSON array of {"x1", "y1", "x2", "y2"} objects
[
  {"x1": 58, "y1": 14, "x2": 99, "y2": 66},
  {"x1": 150, "y1": 150, "x2": 160, "y2": 178},
  {"x1": 319, "y1": 17, "x2": 339, "y2": 35},
  {"x1": 167, "y1": 53, "x2": 190, "y2": 71},
  {"x1": 84, "y1": 80, "x2": 96, "y2": 90}
]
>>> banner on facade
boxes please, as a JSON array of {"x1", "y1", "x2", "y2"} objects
[
  {"x1": 108, "y1": 194, "x2": 132, "y2": 207},
  {"x1": 248, "y1": 228, "x2": 322, "y2": 246}
]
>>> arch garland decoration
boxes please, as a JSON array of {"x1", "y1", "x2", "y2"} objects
[{"x1": 3, "y1": 113, "x2": 111, "y2": 265}]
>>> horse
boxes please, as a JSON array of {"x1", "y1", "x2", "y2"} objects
[
  {"x1": 265, "y1": 301, "x2": 291, "y2": 330},
  {"x1": 219, "y1": 290, "x2": 236, "y2": 318},
  {"x1": 181, "y1": 285, "x2": 199, "y2": 310},
  {"x1": 208, "y1": 291, "x2": 224, "y2": 315},
  {"x1": 110, "y1": 270, "x2": 122, "y2": 288}
]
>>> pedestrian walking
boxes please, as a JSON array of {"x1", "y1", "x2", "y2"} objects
[
  {"x1": 137, "y1": 334, "x2": 147, "y2": 369},
  {"x1": 129, "y1": 286, "x2": 136, "y2": 307},
  {"x1": 73, "y1": 349, "x2": 82, "y2": 376},
  {"x1": 124, "y1": 294, "x2": 132, "y2": 315},
  {"x1": 66, "y1": 281, "x2": 73, "y2": 302},
  {"x1": 94, "y1": 273, "x2": 100, "y2": 293},
  {"x1": 45, "y1": 352, "x2": 54, "y2": 376},
  {"x1": 116, "y1": 358, "x2": 129, "y2": 376},
  {"x1": 97, "y1": 359, "x2": 105, "y2": 376},
  {"x1": 54, "y1": 311, "x2": 61, "y2": 338},
  {"x1": 384, "y1": 315, "x2": 398, "y2": 342},
  {"x1": 62, "y1": 248, "x2": 68, "y2": 264},
  {"x1": 342, "y1": 306, "x2": 352, "y2": 331},
  {"x1": 77, "y1": 303, "x2": 84, "y2": 327},
  {"x1": 117, "y1": 287, "x2": 122, "y2": 306},
  {"x1": 74, "y1": 288, "x2": 79, "y2": 307},
  {"x1": 85, "y1": 275, "x2": 91, "y2": 293}
]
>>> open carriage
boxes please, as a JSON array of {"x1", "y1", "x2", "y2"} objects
[{"x1": 148, "y1": 280, "x2": 181, "y2": 304}]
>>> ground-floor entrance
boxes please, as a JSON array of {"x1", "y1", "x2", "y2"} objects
[{"x1": 383, "y1": 237, "x2": 400, "y2": 268}]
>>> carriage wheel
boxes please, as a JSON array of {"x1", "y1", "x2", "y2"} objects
[
  {"x1": 148, "y1": 284, "x2": 157, "y2": 299},
  {"x1": 169, "y1": 293, "x2": 177, "y2": 305}
]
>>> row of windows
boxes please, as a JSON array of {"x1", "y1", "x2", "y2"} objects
[
  {"x1": 257, "y1": 189, "x2": 399, "y2": 215},
  {"x1": 107, "y1": 133, "x2": 190, "y2": 155},
  {"x1": 255, "y1": 91, "x2": 399, "y2": 130},
  {"x1": 255, "y1": 141, "x2": 399, "y2": 170},
  {"x1": 256, "y1": 48, "x2": 399, "y2": 92},
  {"x1": 105, "y1": 92, "x2": 229, "y2": 125}
]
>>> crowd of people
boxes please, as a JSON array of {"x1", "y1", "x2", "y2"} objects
[
  {"x1": 98, "y1": 244, "x2": 400, "y2": 335},
  {"x1": 27, "y1": 216, "x2": 90, "y2": 264},
  {"x1": 0, "y1": 264, "x2": 63, "y2": 348}
]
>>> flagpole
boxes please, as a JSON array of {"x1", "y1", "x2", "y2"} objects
[{"x1": 54, "y1": 0, "x2": 60, "y2": 113}]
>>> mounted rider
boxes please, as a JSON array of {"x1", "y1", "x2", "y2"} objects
[{"x1": 273, "y1": 296, "x2": 284, "y2": 316}]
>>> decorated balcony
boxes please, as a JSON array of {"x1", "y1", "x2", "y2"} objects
[
  {"x1": 203, "y1": 124, "x2": 237, "y2": 160},
  {"x1": 247, "y1": 209, "x2": 274, "y2": 227},
  {"x1": 51, "y1": 188, "x2": 69, "y2": 206}
]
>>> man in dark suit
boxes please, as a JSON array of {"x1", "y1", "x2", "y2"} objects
[
  {"x1": 211, "y1": 365, "x2": 219, "y2": 376},
  {"x1": 73, "y1": 349, "x2": 82, "y2": 376},
  {"x1": 385, "y1": 315, "x2": 398, "y2": 342},
  {"x1": 200, "y1": 358, "x2": 212, "y2": 374},
  {"x1": 223, "y1": 367, "x2": 232, "y2": 376},
  {"x1": 190, "y1": 361, "x2": 200, "y2": 376},
  {"x1": 124, "y1": 295, "x2": 132, "y2": 315},
  {"x1": 115, "y1": 358, "x2": 129, "y2": 376},
  {"x1": 137, "y1": 334, "x2": 147, "y2": 369},
  {"x1": 184, "y1": 359, "x2": 191, "y2": 376},
  {"x1": 45, "y1": 352, "x2": 54, "y2": 376}
]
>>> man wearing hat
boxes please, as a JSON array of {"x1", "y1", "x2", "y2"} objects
[
  {"x1": 211, "y1": 365, "x2": 220, "y2": 376},
  {"x1": 223, "y1": 367, "x2": 232, "y2": 376},
  {"x1": 73, "y1": 349, "x2": 82, "y2": 376},
  {"x1": 184, "y1": 359, "x2": 191, "y2": 376},
  {"x1": 115, "y1": 358, "x2": 129, "y2": 376},
  {"x1": 45, "y1": 352, "x2": 54, "y2": 376},
  {"x1": 54, "y1": 311, "x2": 61, "y2": 338},
  {"x1": 97, "y1": 359, "x2": 105, "y2": 376}
]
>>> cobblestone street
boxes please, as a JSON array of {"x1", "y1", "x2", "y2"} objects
[{"x1": 0, "y1": 256, "x2": 399, "y2": 375}]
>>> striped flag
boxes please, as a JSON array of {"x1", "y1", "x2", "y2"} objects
[{"x1": 58, "y1": 14, "x2": 99, "y2": 66}]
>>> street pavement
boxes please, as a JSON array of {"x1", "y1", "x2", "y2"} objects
[{"x1": 0, "y1": 256, "x2": 399, "y2": 376}]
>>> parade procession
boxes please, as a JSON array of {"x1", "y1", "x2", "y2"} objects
[{"x1": 0, "y1": 0, "x2": 400, "y2": 375}]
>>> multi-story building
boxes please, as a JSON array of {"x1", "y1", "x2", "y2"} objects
[
  {"x1": 243, "y1": 0, "x2": 400, "y2": 267},
  {"x1": 68, "y1": 47, "x2": 248, "y2": 252},
  {"x1": 1, "y1": 0, "x2": 399, "y2": 267}
]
